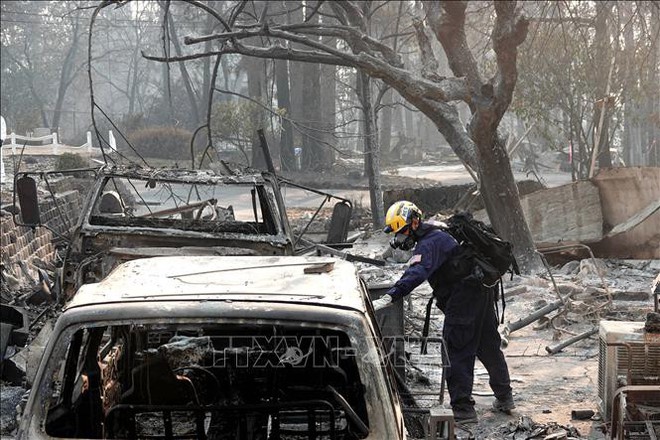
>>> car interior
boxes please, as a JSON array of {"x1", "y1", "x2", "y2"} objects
[{"x1": 44, "y1": 322, "x2": 371, "y2": 440}]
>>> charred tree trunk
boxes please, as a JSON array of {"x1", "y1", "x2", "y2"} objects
[
  {"x1": 246, "y1": 57, "x2": 266, "y2": 169},
  {"x1": 380, "y1": 88, "x2": 393, "y2": 158},
  {"x1": 197, "y1": 5, "x2": 216, "y2": 149},
  {"x1": 320, "y1": 34, "x2": 336, "y2": 166},
  {"x1": 404, "y1": 108, "x2": 414, "y2": 149},
  {"x1": 51, "y1": 17, "x2": 81, "y2": 132},
  {"x1": 358, "y1": 71, "x2": 384, "y2": 227},
  {"x1": 392, "y1": 95, "x2": 403, "y2": 141},
  {"x1": 590, "y1": 2, "x2": 613, "y2": 174},
  {"x1": 301, "y1": 59, "x2": 323, "y2": 170},
  {"x1": 596, "y1": 102, "x2": 613, "y2": 170},
  {"x1": 167, "y1": 13, "x2": 201, "y2": 127},
  {"x1": 289, "y1": 59, "x2": 303, "y2": 150},
  {"x1": 429, "y1": 1, "x2": 537, "y2": 270},
  {"x1": 471, "y1": 116, "x2": 536, "y2": 270},
  {"x1": 201, "y1": 1, "x2": 218, "y2": 116},
  {"x1": 376, "y1": 2, "x2": 402, "y2": 162},
  {"x1": 161, "y1": 2, "x2": 175, "y2": 124},
  {"x1": 275, "y1": 59, "x2": 294, "y2": 171},
  {"x1": 299, "y1": 14, "x2": 331, "y2": 171},
  {"x1": 286, "y1": 2, "x2": 303, "y2": 154},
  {"x1": 646, "y1": 6, "x2": 660, "y2": 166},
  {"x1": 128, "y1": 25, "x2": 142, "y2": 116},
  {"x1": 622, "y1": 1, "x2": 636, "y2": 167}
]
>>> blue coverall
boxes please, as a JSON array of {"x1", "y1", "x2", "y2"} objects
[{"x1": 386, "y1": 222, "x2": 513, "y2": 411}]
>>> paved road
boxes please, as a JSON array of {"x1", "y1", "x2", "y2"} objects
[{"x1": 395, "y1": 163, "x2": 572, "y2": 188}]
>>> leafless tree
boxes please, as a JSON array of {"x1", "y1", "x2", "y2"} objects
[{"x1": 142, "y1": 0, "x2": 538, "y2": 269}]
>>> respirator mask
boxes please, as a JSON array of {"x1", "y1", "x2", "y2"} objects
[{"x1": 390, "y1": 227, "x2": 416, "y2": 251}]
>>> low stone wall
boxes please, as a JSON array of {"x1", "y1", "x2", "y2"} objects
[
  {"x1": 383, "y1": 180, "x2": 544, "y2": 215},
  {"x1": 383, "y1": 184, "x2": 474, "y2": 215}
]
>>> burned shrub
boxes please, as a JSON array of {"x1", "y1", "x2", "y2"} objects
[
  {"x1": 127, "y1": 126, "x2": 192, "y2": 160},
  {"x1": 55, "y1": 153, "x2": 89, "y2": 171}
]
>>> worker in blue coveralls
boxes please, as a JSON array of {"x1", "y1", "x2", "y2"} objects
[{"x1": 372, "y1": 201, "x2": 515, "y2": 423}]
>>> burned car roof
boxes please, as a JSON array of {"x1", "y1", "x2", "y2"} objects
[
  {"x1": 67, "y1": 256, "x2": 368, "y2": 312},
  {"x1": 99, "y1": 164, "x2": 272, "y2": 184}
]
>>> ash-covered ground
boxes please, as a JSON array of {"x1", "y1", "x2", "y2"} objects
[{"x1": 1, "y1": 158, "x2": 656, "y2": 439}]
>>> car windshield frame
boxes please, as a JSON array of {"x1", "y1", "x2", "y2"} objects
[{"x1": 84, "y1": 173, "x2": 285, "y2": 238}]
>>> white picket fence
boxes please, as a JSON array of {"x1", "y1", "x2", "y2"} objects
[
  {"x1": 3, "y1": 130, "x2": 116, "y2": 154},
  {"x1": 0, "y1": 125, "x2": 117, "y2": 184}
]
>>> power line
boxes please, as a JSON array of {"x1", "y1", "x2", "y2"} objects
[
  {"x1": 0, "y1": 17, "x2": 165, "y2": 28},
  {"x1": 1, "y1": 9, "x2": 208, "y2": 25}
]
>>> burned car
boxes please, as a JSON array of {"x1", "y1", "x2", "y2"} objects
[
  {"x1": 18, "y1": 255, "x2": 406, "y2": 440},
  {"x1": 15, "y1": 165, "x2": 359, "y2": 301},
  {"x1": 16, "y1": 166, "x2": 297, "y2": 299}
]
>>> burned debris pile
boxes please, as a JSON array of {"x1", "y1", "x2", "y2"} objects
[
  {"x1": 496, "y1": 415, "x2": 582, "y2": 440},
  {"x1": 500, "y1": 257, "x2": 657, "y2": 353}
]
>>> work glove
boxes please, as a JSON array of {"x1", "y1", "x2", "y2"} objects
[{"x1": 372, "y1": 294, "x2": 393, "y2": 311}]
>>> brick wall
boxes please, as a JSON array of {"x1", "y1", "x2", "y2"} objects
[
  {"x1": 1, "y1": 189, "x2": 83, "y2": 288},
  {"x1": 39, "y1": 190, "x2": 84, "y2": 236}
]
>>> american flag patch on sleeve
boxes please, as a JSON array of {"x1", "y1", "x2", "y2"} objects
[{"x1": 408, "y1": 254, "x2": 422, "y2": 265}]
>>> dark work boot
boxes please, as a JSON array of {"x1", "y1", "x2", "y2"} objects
[
  {"x1": 492, "y1": 394, "x2": 515, "y2": 414},
  {"x1": 452, "y1": 405, "x2": 478, "y2": 424}
]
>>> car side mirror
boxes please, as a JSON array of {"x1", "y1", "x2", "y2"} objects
[{"x1": 16, "y1": 175, "x2": 41, "y2": 226}]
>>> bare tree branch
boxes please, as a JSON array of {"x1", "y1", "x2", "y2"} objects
[
  {"x1": 279, "y1": 23, "x2": 403, "y2": 66},
  {"x1": 492, "y1": 1, "x2": 529, "y2": 117},
  {"x1": 184, "y1": 23, "x2": 402, "y2": 67},
  {"x1": 153, "y1": 50, "x2": 467, "y2": 105},
  {"x1": 426, "y1": 1, "x2": 483, "y2": 94},
  {"x1": 528, "y1": 16, "x2": 593, "y2": 26},
  {"x1": 413, "y1": 19, "x2": 445, "y2": 83},
  {"x1": 142, "y1": 44, "x2": 354, "y2": 66}
]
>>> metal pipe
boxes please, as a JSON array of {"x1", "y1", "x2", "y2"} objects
[
  {"x1": 545, "y1": 328, "x2": 598, "y2": 355},
  {"x1": 500, "y1": 300, "x2": 563, "y2": 348}
]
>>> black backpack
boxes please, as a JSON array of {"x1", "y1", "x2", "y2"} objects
[
  {"x1": 442, "y1": 212, "x2": 520, "y2": 286},
  {"x1": 421, "y1": 212, "x2": 519, "y2": 335}
]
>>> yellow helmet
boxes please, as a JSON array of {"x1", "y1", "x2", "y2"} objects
[{"x1": 384, "y1": 201, "x2": 422, "y2": 233}]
